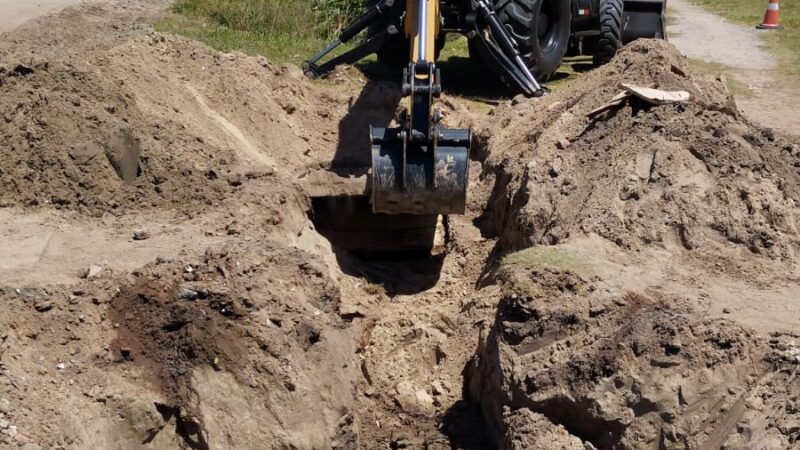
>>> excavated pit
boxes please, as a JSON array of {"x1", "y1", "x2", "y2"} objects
[{"x1": 0, "y1": 4, "x2": 799, "y2": 449}]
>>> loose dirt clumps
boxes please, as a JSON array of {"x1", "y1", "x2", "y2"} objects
[
  {"x1": 108, "y1": 243, "x2": 356, "y2": 450},
  {"x1": 467, "y1": 266, "x2": 799, "y2": 449},
  {"x1": 477, "y1": 41, "x2": 800, "y2": 262}
]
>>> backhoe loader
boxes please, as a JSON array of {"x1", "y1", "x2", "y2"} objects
[{"x1": 304, "y1": 0, "x2": 666, "y2": 217}]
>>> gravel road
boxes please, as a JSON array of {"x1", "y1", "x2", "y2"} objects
[
  {"x1": 668, "y1": 0, "x2": 799, "y2": 134},
  {"x1": 0, "y1": 0, "x2": 88, "y2": 32}
]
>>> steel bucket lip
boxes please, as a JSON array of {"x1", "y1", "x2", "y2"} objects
[{"x1": 369, "y1": 126, "x2": 470, "y2": 215}]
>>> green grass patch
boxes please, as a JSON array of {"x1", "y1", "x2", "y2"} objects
[
  {"x1": 158, "y1": 0, "x2": 362, "y2": 64},
  {"x1": 157, "y1": 0, "x2": 593, "y2": 110},
  {"x1": 690, "y1": 0, "x2": 800, "y2": 78}
]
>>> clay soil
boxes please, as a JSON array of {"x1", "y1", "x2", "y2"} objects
[{"x1": 0, "y1": 2, "x2": 798, "y2": 450}]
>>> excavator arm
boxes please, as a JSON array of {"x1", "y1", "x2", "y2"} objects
[
  {"x1": 369, "y1": 0, "x2": 470, "y2": 215},
  {"x1": 304, "y1": 0, "x2": 543, "y2": 215}
]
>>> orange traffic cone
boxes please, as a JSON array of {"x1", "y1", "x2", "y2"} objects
[{"x1": 757, "y1": 0, "x2": 783, "y2": 29}]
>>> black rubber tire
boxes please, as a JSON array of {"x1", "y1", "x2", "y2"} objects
[
  {"x1": 492, "y1": 0, "x2": 572, "y2": 81},
  {"x1": 592, "y1": 0, "x2": 625, "y2": 67}
]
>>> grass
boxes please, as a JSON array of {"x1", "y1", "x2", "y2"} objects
[
  {"x1": 157, "y1": 0, "x2": 362, "y2": 64},
  {"x1": 158, "y1": 0, "x2": 589, "y2": 104},
  {"x1": 689, "y1": 0, "x2": 800, "y2": 78}
]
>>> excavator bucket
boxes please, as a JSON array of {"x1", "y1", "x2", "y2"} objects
[{"x1": 370, "y1": 126, "x2": 470, "y2": 215}]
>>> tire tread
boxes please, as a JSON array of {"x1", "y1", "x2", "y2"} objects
[{"x1": 592, "y1": 0, "x2": 624, "y2": 66}]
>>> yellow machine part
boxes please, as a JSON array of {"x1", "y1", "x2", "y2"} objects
[
  {"x1": 404, "y1": 0, "x2": 439, "y2": 121},
  {"x1": 405, "y1": 0, "x2": 440, "y2": 66}
]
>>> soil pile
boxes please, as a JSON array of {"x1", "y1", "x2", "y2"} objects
[
  {"x1": 0, "y1": 237, "x2": 360, "y2": 449},
  {"x1": 464, "y1": 40, "x2": 800, "y2": 449},
  {"x1": 477, "y1": 40, "x2": 800, "y2": 262},
  {"x1": 108, "y1": 243, "x2": 357, "y2": 450},
  {"x1": 467, "y1": 266, "x2": 799, "y2": 449},
  {"x1": 0, "y1": 32, "x2": 354, "y2": 215}
]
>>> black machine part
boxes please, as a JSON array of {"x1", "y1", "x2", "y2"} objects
[
  {"x1": 371, "y1": 126, "x2": 471, "y2": 215},
  {"x1": 303, "y1": 0, "x2": 548, "y2": 97},
  {"x1": 571, "y1": 0, "x2": 667, "y2": 61},
  {"x1": 370, "y1": 0, "x2": 472, "y2": 216},
  {"x1": 492, "y1": 0, "x2": 572, "y2": 81},
  {"x1": 621, "y1": 0, "x2": 667, "y2": 42},
  {"x1": 471, "y1": 0, "x2": 544, "y2": 96},
  {"x1": 302, "y1": 0, "x2": 396, "y2": 77},
  {"x1": 592, "y1": 0, "x2": 624, "y2": 66}
]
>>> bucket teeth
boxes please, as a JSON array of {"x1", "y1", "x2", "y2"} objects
[{"x1": 370, "y1": 126, "x2": 470, "y2": 215}]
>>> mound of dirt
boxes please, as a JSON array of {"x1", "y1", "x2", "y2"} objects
[
  {"x1": 107, "y1": 243, "x2": 356, "y2": 449},
  {"x1": 467, "y1": 266, "x2": 800, "y2": 449},
  {"x1": 477, "y1": 40, "x2": 800, "y2": 262},
  {"x1": 0, "y1": 236, "x2": 359, "y2": 449},
  {"x1": 0, "y1": 32, "x2": 353, "y2": 215}
]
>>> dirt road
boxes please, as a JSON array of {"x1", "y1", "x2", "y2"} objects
[
  {"x1": 0, "y1": 0, "x2": 88, "y2": 32},
  {"x1": 0, "y1": 1, "x2": 798, "y2": 449},
  {"x1": 668, "y1": 0, "x2": 800, "y2": 134}
]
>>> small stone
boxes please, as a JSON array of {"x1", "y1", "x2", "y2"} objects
[
  {"x1": 177, "y1": 288, "x2": 199, "y2": 301},
  {"x1": 33, "y1": 300, "x2": 54, "y2": 313},
  {"x1": 56, "y1": 363, "x2": 66, "y2": 371},
  {"x1": 0, "y1": 398, "x2": 9, "y2": 414},
  {"x1": 5, "y1": 425, "x2": 16, "y2": 438},
  {"x1": 132, "y1": 230, "x2": 150, "y2": 241},
  {"x1": 81, "y1": 265, "x2": 104, "y2": 279},
  {"x1": 226, "y1": 173, "x2": 244, "y2": 187},
  {"x1": 415, "y1": 389, "x2": 434, "y2": 408},
  {"x1": 182, "y1": 272, "x2": 196, "y2": 282},
  {"x1": 0, "y1": 419, "x2": 8, "y2": 429},
  {"x1": 722, "y1": 308, "x2": 732, "y2": 314}
]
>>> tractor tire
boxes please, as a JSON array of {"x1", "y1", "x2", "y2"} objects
[
  {"x1": 492, "y1": 0, "x2": 572, "y2": 81},
  {"x1": 592, "y1": 0, "x2": 624, "y2": 67}
]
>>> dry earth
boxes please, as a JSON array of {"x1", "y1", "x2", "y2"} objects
[{"x1": 0, "y1": 2, "x2": 798, "y2": 450}]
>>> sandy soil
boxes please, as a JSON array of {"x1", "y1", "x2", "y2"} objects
[
  {"x1": 0, "y1": 0, "x2": 90, "y2": 33},
  {"x1": 0, "y1": 1, "x2": 798, "y2": 450},
  {"x1": 668, "y1": 0, "x2": 800, "y2": 135}
]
